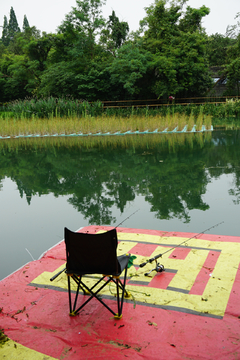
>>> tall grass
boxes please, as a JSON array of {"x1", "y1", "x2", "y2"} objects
[{"x1": 0, "y1": 113, "x2": 211, "y2": 137}]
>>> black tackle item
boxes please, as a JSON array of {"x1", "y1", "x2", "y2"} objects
[{"x1": 144, "y1": 263, "x2": 165, "y2": 276}]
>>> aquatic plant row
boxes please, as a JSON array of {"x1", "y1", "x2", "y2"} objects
[{"x1": 0, "y1": 112, "x2": 212, "y2": 139}]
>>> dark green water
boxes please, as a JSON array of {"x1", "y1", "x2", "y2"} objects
[{"x1": 0, "y1": 130, "x2": 240, "y2": 280}]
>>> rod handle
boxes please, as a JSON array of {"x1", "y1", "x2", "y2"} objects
[
  {"x1": 50, "y1": 267, "x2": 66, "y2": 282},
  {"x1": 140, "y1": 253, "x2": 162, "y2": 268}
]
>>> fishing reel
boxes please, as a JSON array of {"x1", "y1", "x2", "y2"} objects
[
  {"x1": 144, "y1": 260, "x2": 165, "y2": 276},
  {"x1": 139, "y1": 254, "x2": 165, "y2": 276}
]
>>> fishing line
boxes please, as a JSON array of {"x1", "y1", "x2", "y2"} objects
[
  {"x1": 25, "y1": 248, "x2": 35, "y2": 261},
  {"x1": 160, "y1": 221, "x2": 224, "y2": 257},
  {"x1": 114, "y1": 209, "x2": 140, "y2": 229}
]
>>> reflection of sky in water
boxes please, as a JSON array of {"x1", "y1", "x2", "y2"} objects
[
  {"x1": 0, "y1": 177, "x2": 89, "y2": 280},
  {"x1": 0, "y1": 171, "x2": 239, "y2": 280}
]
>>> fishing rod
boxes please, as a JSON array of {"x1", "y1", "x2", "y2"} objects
[
  {"x1": 140, "y1": 221, "x2": 224, "y2": 276},
  {"x1": 50, "y1": 209, "x2": 140, "y2": 282},
  {"x1": 114, "y1": 209, "x2": 140, "y2": 228}
]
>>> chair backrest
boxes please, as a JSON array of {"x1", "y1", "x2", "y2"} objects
[{"x1": 64, "y1": 227, "x2": 120, "y2": 275}]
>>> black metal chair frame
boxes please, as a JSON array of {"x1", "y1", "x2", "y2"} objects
[{"x1": 64, "y1": 227, "x2": 130, "y2": 319}]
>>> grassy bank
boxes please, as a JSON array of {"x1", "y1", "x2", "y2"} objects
[
  {"x1": 1, "y1": 97, "x2": 240, "y2": 119},
  {"x1": 0, "y1": 112, "x2": 211, "y2": 137}
]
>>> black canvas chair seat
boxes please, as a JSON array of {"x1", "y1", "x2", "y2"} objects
[{"x1": 63, "y1": 227, "x2": 130, "y2": 319}]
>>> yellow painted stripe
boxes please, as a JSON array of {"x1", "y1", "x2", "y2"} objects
[{"x1": 0, "y1": 339, "x2": 57, "y2": 359}]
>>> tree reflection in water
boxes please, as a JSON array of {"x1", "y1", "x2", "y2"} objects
[{"x1": 0, "y1": 130, "x2": 240, "y2": 225}]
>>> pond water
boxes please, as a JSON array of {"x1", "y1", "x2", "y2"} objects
[{"x1": 0, "y1": 130, "x2": 240, "y2": 280}]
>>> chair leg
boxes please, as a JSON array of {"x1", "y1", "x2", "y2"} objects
[
  {"x1": 73, "y1": 279, "x2": 81, "y2": 312},
  {"x1": 72, "y1": 274, "x2": 86, "y2": 294},
  {"x1": 68, "y1": 270, "x2": 129, "y2": 318},
  {"x1": 74, "y1": 277, "x2": 116, "y2": 316},
  {"x1": 119, "y1": 266, "x2": 128, "y2": 317},
  {"x1": 67, "y1": 276, "x2": 72, "y2": 314},
  {"x1": 112, "y1": 266, "x2": 129, "y2": 319},
  {"x1": 116, "y1": 277, "x2": 120, "y2": 317},
  {"x1": 112, "y1": 277, "x2": 130, "y2": 298},
  {"x1": 68, "y1": 275, "x2": 81, "y2": 315}
]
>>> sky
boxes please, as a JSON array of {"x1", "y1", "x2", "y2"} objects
[{"x1": 0, "y1": 0, "x2": 239, "y2": 37}]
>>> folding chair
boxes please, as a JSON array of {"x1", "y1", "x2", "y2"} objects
[{"x1": 64, "y1": 227, "x2": 131, "y2": 319}]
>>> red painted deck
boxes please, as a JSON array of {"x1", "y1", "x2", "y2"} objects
[{"x1": 1, "y1": 225, "x2": 240, "y2": 359}]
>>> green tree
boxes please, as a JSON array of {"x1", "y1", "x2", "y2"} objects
[
  {"x1": 100, "y1": 11, "x2": 129, "y2": 55},
  {"x1": 226, "y1": 12, "x2": 240, "y2": 39},
  {"x1": 108, "y1": 11, "x2": 129, "y2": 48},
  {"x1": 48, "y1": 33, "x2": 77, "y2": 63},
  {"x1": 0, "y1": 25, "x2": 47, "y2": 101},
  {"x1": 141, "y1": 0, "x2": 211, "y2": 98},
  {"x1": 26, "y1": 32, "x2": 55, "y2": 71},
  {"x1": 226, "y1": 31, "x2": 240, "y2": 61},
  {"x1": 206, "y1": 33, "x2": 237, "y2": 66},
  {"x1": 7, "y1": 26, "x2": 40, "y2": 56},
  {"x1": 109, "y1": 43, "x2": 153, "y2": 97},
  {"x1": 22, "y1": 15, "x2": 30, "y2": 32},
  {"x1": 38, "y1": 61, "x2": 79, "y2": 97},
  {"x1": 153, "y1": 31, "x2": 212, "y2": 97},
  {"x1": 39, "y1": 30, "x2": 109, "y2": 99},
  {"x1": 76, "y1": 56, "x2": 114, "y2": 100},
  {"x1": 60, "y1": 0, "x2": 106, "y2": 59},
  {"x1": 178, "y1": 5, "x2": 210, "y2": 33},
  {"x1": 0, "y1": 53, "x2": 39, "y2": 101},
  {"x1": 225, "y1": 26, "x2": 240, "y2": 95},
  {"x1": 226, "y1": 57, "x2": 240, "y2": 95},
  {"x1": 8, "y1": 7, "x2": 20, "y2": 43},
  {"x1": 1, "y1": 7, "x2": 21, "y2": 46},
  {"x1": 0, "y1": 42, "x2": 6, "y2": 58},
  {"x1": 71, "y1": 0, "x2": 106, "y2": 38},
  {"x1": 1, "y1": 16, "x2": 9, "y2": 46},
  {"x1": 43, "y1": 0, "x2": 115, "y2": 99}
]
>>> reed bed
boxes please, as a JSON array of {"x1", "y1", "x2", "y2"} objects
[{"x1": 0, "y1": 113, "x2": 212, "y2": 138}]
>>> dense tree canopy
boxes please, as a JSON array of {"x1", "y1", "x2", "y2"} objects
[{"x1": 0, "y1": 0, "x2": 240, "y2": 102}]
